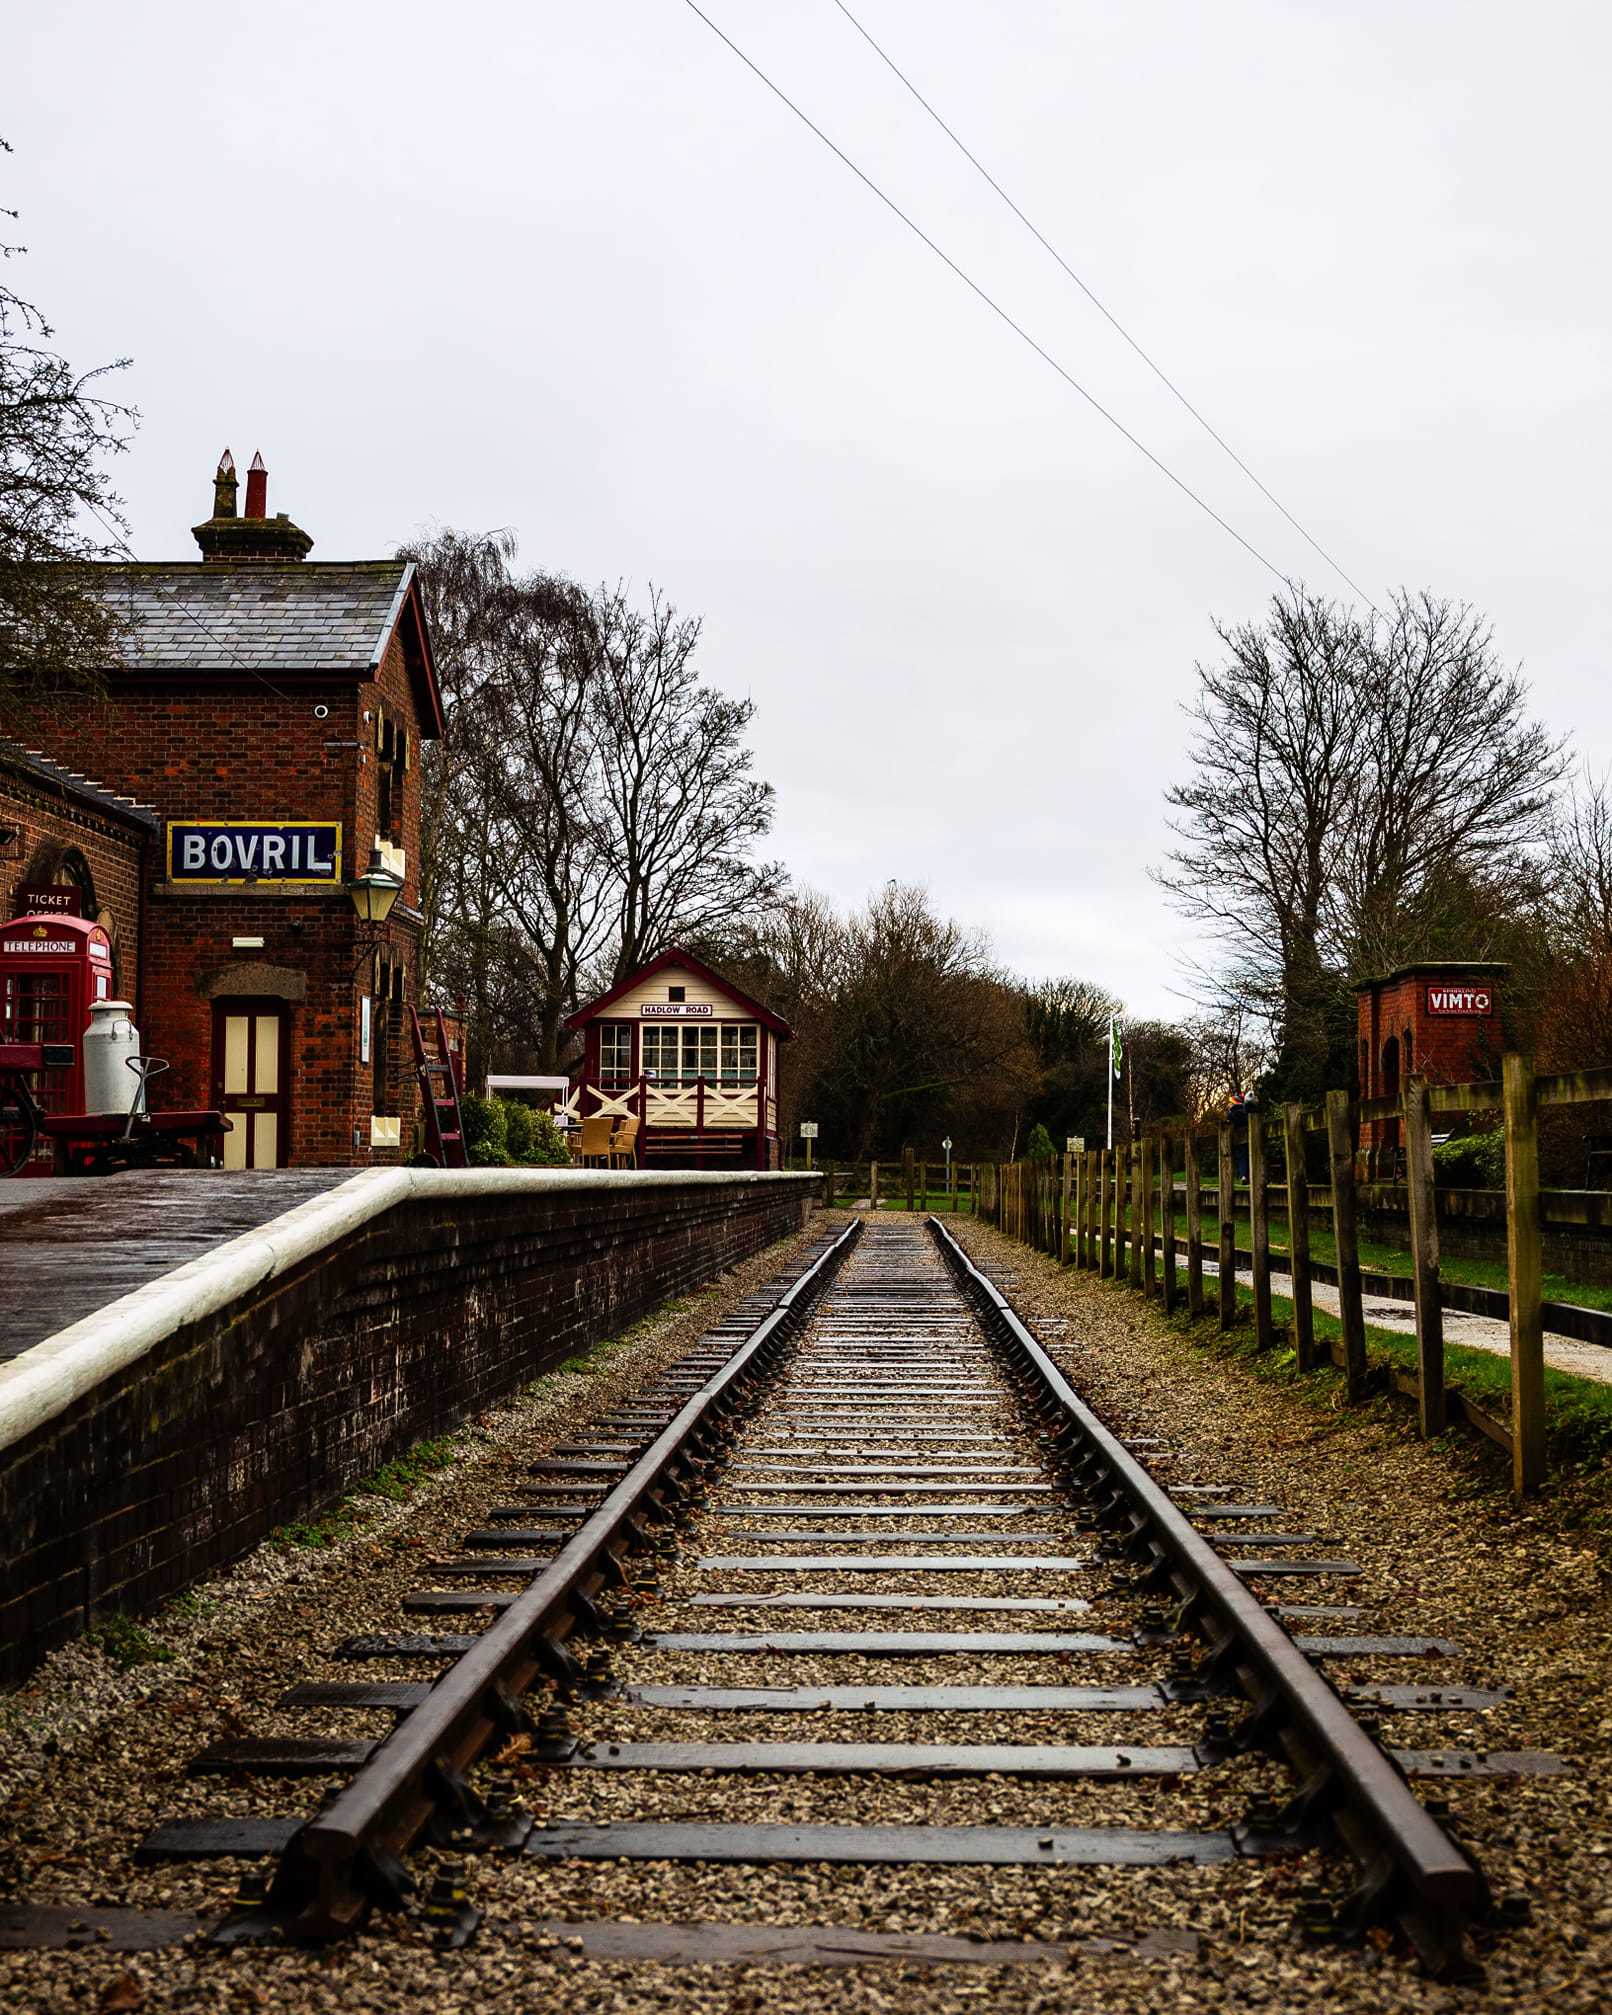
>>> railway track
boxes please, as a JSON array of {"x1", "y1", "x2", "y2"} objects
[{"x1": 41, "y1": 1214, "x2": 1562, "y2": 1981}]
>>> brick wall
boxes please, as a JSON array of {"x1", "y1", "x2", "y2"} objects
[
  {"x1": 0, "y1": 1171, "x2": 819, "y2": 1685},
  {"x1": 15, "y1": 633, "x2": 432, "y2": 1167}
]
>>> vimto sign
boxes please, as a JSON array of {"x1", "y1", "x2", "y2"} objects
[{"x1": 1426, "y1": 985, "x2": 1493, "y2": 1016}]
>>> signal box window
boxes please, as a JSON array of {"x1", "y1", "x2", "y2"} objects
[
  {"x1": 720, "y1": 1024, "x2": 758, "y2": 1085},
  {"x1": 599, "y1": 1023, "x2": 633, "y2": 1088},
  {"x1": 643, "y1": 1023, "x2": 717, "y2": 1084}
]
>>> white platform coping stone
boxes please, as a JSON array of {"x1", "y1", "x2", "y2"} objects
[{"x1": 0, "y1": 1166, "x2": 816, "y2": 1458}]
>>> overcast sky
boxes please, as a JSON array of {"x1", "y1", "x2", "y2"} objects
[{"x1": 13, "y1": 2, "x2": 1611, "y2": 1017}]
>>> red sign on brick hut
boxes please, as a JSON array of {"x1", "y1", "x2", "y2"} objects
[
  {"x1": 565, "y1": 947, "x2": 793, "y2": 1169},
  {"x1": 1356, "y1": 960, "x2": 1506, "y2": 1168}
]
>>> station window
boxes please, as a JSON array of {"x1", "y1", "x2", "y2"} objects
[
  {"x1": 642, "y1": 1023, "x2": 717, "y2": 1084},
  {"x1": 599, "y1": 1023, "x2": 634, "y2": 1087},
  {"x1": 668, "y1": 985, "x2": 686, "y2": 1002},
  {"x1": 375, "y1": 709, "x2": 408, "y2": 845},
  {"x1": 720, "y1": 1024, "x2": 758, "y2": 1084}
]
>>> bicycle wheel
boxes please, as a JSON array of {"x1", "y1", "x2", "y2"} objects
[{"x1": 0, "y1": 1078, "x2": 38, "y2": 1177}]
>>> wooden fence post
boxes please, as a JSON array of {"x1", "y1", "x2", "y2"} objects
[
  {"x1": 1125, "y1": 1145, "x2": 1142, "y2": 1287},
  {"x1": 904, "y1": 1146, "x2": 917, "y2": 1213},
  {"x1": 1110, "y1": 1149, "x2": 1122, "y2": 1280},
  {"x1": 1160, "y1": 1131, "x2": 1178, "y2": 1313},
  {"x1": 1403, "y1": 1076, "x2": 1445, "y2": 1437},
  {"x1": 1282, "y1": 1102, "x2": 1316, "y2": 1370},
  {"x1": 1217, "y1": 1118, "x2": 1236, "y2": 1330},
  {"x1": 1097, "y1": 1151, "x2": 1111, "y2": 1276},
  {"x1": 1080, "y1": 1152, "x2": 1096, "y2": 1257},
  {"x1": 1113, "y1": 1148, "x2": 1126, "y2": 1280},
  {"x1": 1325, "y1": 1090, "x2": 1368, "y2": 1399},
  {"x1": 1059, "y1": 1153, "x2": 1072, "y2": 1264},
  {"x1": 1139, "y1": 1137, "x2": 1156, "y2": 1295},
  {"x1": 1084, "y1": 1150, "x2": 1097, "y2": 1267},
  {"x1": 1502, "y1": 1053, "x2": 1546, "y2": 1497},
  {"x1": 870, "y1": 1160, "x2": 880, "y2": 1212},
  {"x1": 824, "y1": 1157, "x2": 836, "y2": 1212},
  {"x1": 1247, "y1": 1110, "x2": 1275, "y2": 1349},
  {"x1": 1184, "y1": 1128, "x2": 1203, "y2": 1317}
]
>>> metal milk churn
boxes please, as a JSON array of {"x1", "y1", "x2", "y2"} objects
[{"x1": 83, "y1": 999, "x2": 143, "y2": 1114}]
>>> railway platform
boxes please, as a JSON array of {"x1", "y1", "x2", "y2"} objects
[{"x1": 0, "y1": 1170, "x2": 353, "y2": 1367}]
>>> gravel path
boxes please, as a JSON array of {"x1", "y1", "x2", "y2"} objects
[
  {"x1": 3, "y1": 1205, "x2": 1609, "y2": 2015},
  {"x1": 1203, "y1": 1255, "x2": 1612, "y2": 1385}
]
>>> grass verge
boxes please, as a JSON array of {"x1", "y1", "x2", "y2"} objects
[
  {"x1": 1172, "y1": 1209, "x2": 1612, "y2": 1313},
  {"x1": 1140, "y1": 1266, "x2": 1612, "y2": 1475}
]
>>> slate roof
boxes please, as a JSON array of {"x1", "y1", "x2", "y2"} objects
[
  {"x1": 1, "y1": 744, "x2": 161, "y2": 834},
  {"x1": 93, "y1": 561, "x2": 413, "y2": 675}
]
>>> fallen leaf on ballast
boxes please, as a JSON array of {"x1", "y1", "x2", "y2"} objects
[{"x1": 97, "y1": 1973, "x2": 143, "y2": 2012}]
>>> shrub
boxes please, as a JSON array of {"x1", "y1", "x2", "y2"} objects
[
  {"x1": 502, "y1": 1098, "x2": 536, "y2": 1161},
  {"x1": 523, "y1": 1108, "x2": 574, "y2": 1168},
  {"x1": 1432, "y1": 1129, "x2": 1505, "y2": 1189},
  {"x1": 1025, "y1": 1123, "x2": 1055, "y2": 1162},
  {"x1": 459, "y1": 1092, "x2": 506, "y2": 1161}
]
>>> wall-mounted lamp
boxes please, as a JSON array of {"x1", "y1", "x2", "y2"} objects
[{"x1": 347, "y1": 848, "x2": 403, "y2": 925}]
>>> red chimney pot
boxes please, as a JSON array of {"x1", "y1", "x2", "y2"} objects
[{"x1": 244, "y1": 451, "x2": 268, "y2": 520}]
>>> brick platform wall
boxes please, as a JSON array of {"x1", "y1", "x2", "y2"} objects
[{"x1": 0, "y1": 1171, "x2": 818, "y2": 1685}]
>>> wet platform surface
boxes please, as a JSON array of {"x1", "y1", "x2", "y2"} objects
[{"x1": 0, "y1": 1170, "x2": 356, "y2": 1364}]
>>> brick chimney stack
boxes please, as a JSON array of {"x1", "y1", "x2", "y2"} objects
[
  {"x1": 192, "y1": 444, "x2": 313, "y2": 563},
  {"x1": 244, "y1": 450, "x2": 268, "y2": 519}
]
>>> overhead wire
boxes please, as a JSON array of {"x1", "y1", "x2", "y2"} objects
[
  {"x1": 680, "y1": 2, "x2": 1294, "y2": 588},
  {"x1": 827, "y1": 0, "x2": 1378, "y2": 612}
]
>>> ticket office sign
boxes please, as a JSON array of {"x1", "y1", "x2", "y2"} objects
[{"x1": 166, "y1": 821, "x2": 343, "y2": 886}]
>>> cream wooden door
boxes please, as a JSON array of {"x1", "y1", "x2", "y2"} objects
[{"x1": 211, "y1": 998, "x2": 290, "y2": 1168}]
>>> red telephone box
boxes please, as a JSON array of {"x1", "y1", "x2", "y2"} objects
[{"x1": 0, "y1": 915, "x2": 115, "y2": 1160}]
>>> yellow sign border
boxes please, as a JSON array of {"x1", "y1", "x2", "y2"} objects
[{"x1": 165, "y1": 819, "x2": 344, "y2": 887}]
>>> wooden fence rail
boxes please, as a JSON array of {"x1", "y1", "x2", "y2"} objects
[{"x1": 972, "y1": 1048, "x2": 1608, "y2": 1500}]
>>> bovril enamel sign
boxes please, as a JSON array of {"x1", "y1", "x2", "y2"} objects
[{"x1": 166, "y1": 821, "x2": 342, "y2": 886}]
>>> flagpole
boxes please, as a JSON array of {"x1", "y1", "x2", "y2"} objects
[{"x1": 1107, "y1": 1017, "x2": 1115, "y2": 1150}]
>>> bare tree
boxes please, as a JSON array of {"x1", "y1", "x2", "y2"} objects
[
  {"x1": 585, "y1": 587, "x2": 784, "y2": 985},
  {"x1": 405, "y1": 535, "x2": 783, "y2": 1074},
  {"x1": 823, "y1": 882, "x2": 1023, "y2": 1159},
  {"x1": 1537, "y1": 770, "x2": 1612, "y2": 1062},
  {"x1": 1161, "y1": 587, "x2": 1566, "y2": 1097},
  {"x1": 1333, "y1": 593, "x2": 1569, "y2": 973},
  {"x1": 1, "y1": 140, "x2": 137, "y2": 729},
  {"x1": 1159, "y1": 590, "x2": 1367, "y2": 1093}
]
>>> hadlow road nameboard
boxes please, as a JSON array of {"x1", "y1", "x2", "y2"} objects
[
  {"x1": 166, "y1": 821, "x2": 343, "y2": 886},
  {"x1": 640, "y1": 1001, "x2": 714, "y2": 1018}
]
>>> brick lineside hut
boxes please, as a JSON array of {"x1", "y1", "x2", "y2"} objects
[{"x1": 4, "y1": 450, "x2": 444, "y2": 1169}]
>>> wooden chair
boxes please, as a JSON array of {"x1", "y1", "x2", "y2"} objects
[
  {"x1": 609, "y1": 1116, "x2": 640, "y2": 1168},
  {"x1": 574, "y1": 1114, "x2": 614, "y2": 1167}
]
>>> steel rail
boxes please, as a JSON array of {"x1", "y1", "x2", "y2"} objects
[
  {"x1": 270, "y1": 1219, "x2": 861, "y2": 1936},
  {"x1": 927, "y1": 1216, "x2": 1492, "y2": 1978}
]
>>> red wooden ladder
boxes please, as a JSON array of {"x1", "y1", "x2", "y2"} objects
[{"x1": 409, "y1": 1004, "x2": 468, "y2": 1167}]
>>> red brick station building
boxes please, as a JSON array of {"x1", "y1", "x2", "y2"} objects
[{"x1": 1, "y1": 451, "x2": 442, "y2": 1170}]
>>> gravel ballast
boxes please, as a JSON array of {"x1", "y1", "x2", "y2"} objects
[{"x1": 3, "y1": 1206, "x2": 1609, "y2": 2014}]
